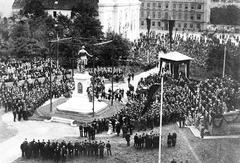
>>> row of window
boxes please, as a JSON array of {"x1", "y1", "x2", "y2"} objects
[
  {"x1": 141, "y1": 11, "x2": 202, "y2": 21},
  {"x1": 141, "y1": 20, "x2": 202, "y2": 29},
  {"x1": 141, "y1": 2, "x2": 203, "y2": 10}
]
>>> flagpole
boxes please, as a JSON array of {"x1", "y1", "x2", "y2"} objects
[{"x1": 159, "y1": 72, "x2": 164, "y2": 163}]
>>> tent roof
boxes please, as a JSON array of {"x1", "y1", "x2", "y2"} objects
[{"x1": 159, "y1": 51, "x2": 193, "y2": 62}]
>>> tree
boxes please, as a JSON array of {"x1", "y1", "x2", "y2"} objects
[
  {"x1": 95, "y1": 32, "x2": 131, "y2": 66},
  {"x1": 9, "y1": 20, "x2": 44, "y2": 58},
  {"x1": 206, "y1": 43, "x2": 240, "y2": 81},
  {"x1": 23, "y1": 0, "x2": 45, "y2": 18},
  {"x1": 210, "y1": 5, "x2": 240, "y2": 25},
  {"x1": 71, "y1": 1, "x2": 103, "y2": 40}
]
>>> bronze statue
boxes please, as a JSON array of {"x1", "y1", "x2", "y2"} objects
[{"x1": 77, "y1": 46, "x2": 93, "y2": 72}]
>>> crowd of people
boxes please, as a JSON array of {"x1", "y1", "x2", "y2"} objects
[
  {"x1": 133, "y1": 31, "x2": 240, "y2": 78},
  {"x1": 133, "y1": 131, "x2": 159, "y2": 149},
  {"x1": 0, "y1": 57, "x2": 71, "y2": 82},
  {"x1": 88, "y1": 67, "x2": 124, "y2": 82},
  {"x1": 20, "y1": 138, "x2": 112, "y2": 162},
  {"x1": 0, "y1": 57, "x2": 74, "y2": 120}
]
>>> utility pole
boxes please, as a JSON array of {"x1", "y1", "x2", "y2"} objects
[
  {"x1": 92, "y1": 57, "x2": 95, "y2": 117},
  {"x1": 159, "y1": 73, "x2": 164, "y2": 163},
  {"x1": 111, "y1": 56, "x2": 114, "y2": 106},
  {"x1": 49, "y1": 47, "x2": 53, "y2": 112},
  {"x1": 223, "y1": 45, "x2": 227, "y2": 78}
]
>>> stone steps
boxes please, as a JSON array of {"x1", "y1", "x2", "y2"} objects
[{"x1": 44, "y1": 116, "x2": 77, "y2": 127}]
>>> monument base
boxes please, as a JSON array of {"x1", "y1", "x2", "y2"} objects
[
  {"x1": 57, "y1": 96, "x2": 107, "y2": 114},
  {"x1": 57, "y1": 71, "x2": 107, "y2": 114}
]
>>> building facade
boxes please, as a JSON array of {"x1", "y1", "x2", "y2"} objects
[
  {"x1": 139, "y1": 0, "x2": 210, "y2": 33},
  {"x1": 12, "y1": 0, "x2": 140, "y2": 41}
]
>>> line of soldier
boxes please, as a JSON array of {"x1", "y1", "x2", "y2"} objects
[
  {"x1": 133, "y1": 132, "x2": 160, "y2": 149},
  {"x1": 20, "y1": 139, "x2": 112, "y2": 162},
  {"x1": 167, "y1": 133, "x2": 177, "y2": 147}
]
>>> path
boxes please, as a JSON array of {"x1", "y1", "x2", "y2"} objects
[
  {"x1": 104, "y1": 67, "x2": 159, "y2": 99},
  {"x1": 0, "y1": 113, "x2": 79, "y2": 163}
]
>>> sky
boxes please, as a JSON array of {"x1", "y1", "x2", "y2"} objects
[{"x1": 0, "y1": 0, "x2": 15, "y2": 17}]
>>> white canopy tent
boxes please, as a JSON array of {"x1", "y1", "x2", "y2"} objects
[{"x1": 159, "y1": 51, "x2": 193, "y2": 79}]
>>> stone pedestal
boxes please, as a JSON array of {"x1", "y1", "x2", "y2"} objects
[
  {"x1": 57, "y1": 71, "x2": 107, "y2": 114},
  {"x1": 72, "y1": 71, "x2": 92, "y2": 97}
]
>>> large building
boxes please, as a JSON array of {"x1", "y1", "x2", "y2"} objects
[
  {"x1": 12, "y1": 0, "x2": 140, "y2": 41},
  {"x1": 139, "y1": 0, "x2": 211, "y2": 33}
]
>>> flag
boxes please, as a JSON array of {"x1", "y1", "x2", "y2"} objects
[{"x1": 169, "y1": 20, "x2": 175, "y2": 44}]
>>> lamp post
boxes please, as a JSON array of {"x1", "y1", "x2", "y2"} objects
[
  {"x1": 54, "y1": 24, "x2": 59, "y2": 69},
  {"x1": 111, "y1": 56, "x2": 114, "y2": 106}
]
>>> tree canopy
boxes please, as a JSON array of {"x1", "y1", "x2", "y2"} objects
[
  {"x1": 22, "y1": 0, "x2": 45, "y2": 18},
  {"x1": 210, "y1": 5, "x2": 240, "y2": 25}
]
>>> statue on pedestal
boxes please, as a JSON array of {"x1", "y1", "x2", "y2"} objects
[{"x1": 77, "y1": 46, "x2": 93, "y2": 73}]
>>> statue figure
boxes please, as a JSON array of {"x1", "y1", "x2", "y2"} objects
[{"x1": 77, "y1": 46, "x2": 93, "y2": 73}]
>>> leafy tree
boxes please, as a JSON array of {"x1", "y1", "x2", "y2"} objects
[
  {"x1": 206, "y1": 43, "x2": 240, "y2": 81},
  {"x1": 22, "y1": 0, "x2": 45, "y2": 18},
  {"x1": 210, "y1": 5, "x2": 240, "y2": 25},
  {"x1": 94, "y1": 32, "x2": 131, "y2": 66},
  {"x1": 71, "y1": 2, "x2": 103, "y2": 40}
]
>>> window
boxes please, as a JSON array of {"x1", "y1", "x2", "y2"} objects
[
  {"x1": 190, "y1": 15, "x2": 194, "y2": 20},
  {"x1": 197, "y1": 4, "x2": 202, "y2": 9},
  {"x1": 147, "y1": 11, "x2": 150, "y2": 17},
  {"x1": 184, "y1": 14, "x2": 188, "y2": 20},
  {"x1": 191, "y1": 4, "x2": 195, "y2": 10},
  {"x1": 158, "y1": 12, "x2": 161, "y2": 18},
  {"x1": 173, "y1": 3, "x2": 176, "y2": 9},
  {"x1": 141, "y1": 2, "x2": 144, "y2": 8},
  {"x1": 153, "y1": 2, "x2": 156, "y2": 8},
  {"x1": 173, "y1": 12, "x2": 176, "y2": 19},
  {"x1": 190, "y1": 24, "x2": 193, "y2": 28},
  {"x1": 178, "y1": 13, "x2": 182, "y2": 19},
  {"x1": 185, "y1": 4, "x2": 188, "y2": 10},
  {"x1": 166, "y1": 3, "x2": 169, "y2": 9},
  {"x1": 147, "y1": 3, "x2": 150, "y2": 8},
  {"x1": 152, "y1": 21, "x2": 155, "y2": 26},
  {"x1": 197, "y1": 14, "x2": 201, "y2": 20},
  {"x1": 178, "y1": 23, "x2": 181, "y2": 28},
  {"x1": 141, "y1": 11, "x2": 144, "y2": 17},
  {"x1": 152, "y1": 11, "x2": 156, "y2": 18},
  {"x1": 179, "y1": 4, "x2": 182, "y2": 9},
  {"x1": 141, "y1": 21, "x2": 144, "y2": 26},
  {"x1": 184, "y1": 23, "x2": 187, "y2": 28},
  {"x1": 165, "y1": 12, "x2": 168, "y2": 19},
  {"x1": 53, "y1": 11, "x2": 57, "y2": 18},
  {"x1": 158, "y1": 21, "x2": 161, "y2": 27},
  {"x1": 158, "y1": 2, "x2": 161, "y2": 8},
  {"x1": 197, "y1": 23, "x2": 201, "y2": 29}
]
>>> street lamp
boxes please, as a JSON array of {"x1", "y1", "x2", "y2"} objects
[{"x1": 54, "y1": 24, "x2": 60, "y2": 69}]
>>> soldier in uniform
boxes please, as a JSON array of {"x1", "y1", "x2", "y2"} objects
[
  {"x1": 125, "y1": 132, "x2": 131, "y2": 147},
  {"x1": 99, "y1": 141, "x2": 105, "y2": 158},
  {"x1": 20, "y1": 138, "x2": 28, "y2": 158},
  {"x1": 172, "y1": 132, "x2": 177, "y2": 147},
  {"x1": 74, "y1": 140, "x2": 80, "y2": 156},
  {"x1": 167, "y1": 133, "x2": 172, "y2": 147},
  {"x1": 79, "y1": 124, "x2": 83, "y2": 137},
  {"x1": 67, "y1": 141, "x2": 74, "y2": 158},
  {"x1": 61, "y1": 145, "x2": 67, "y2": 162},
  {"x1": 106, "y1": 140, "x2": 112, "y2": 156}
]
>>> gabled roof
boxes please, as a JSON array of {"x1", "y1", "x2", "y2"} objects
[
  {"x1": 12, "y1": 0, "x2": 98, "y2": 10},
  {"x1": 159, "y1": 51, "x2": 193, "y2": 62}
]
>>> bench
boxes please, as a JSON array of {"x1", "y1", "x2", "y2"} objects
[{"x1": 44, "y1": 116, "x2": 77, "y2": 127}]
